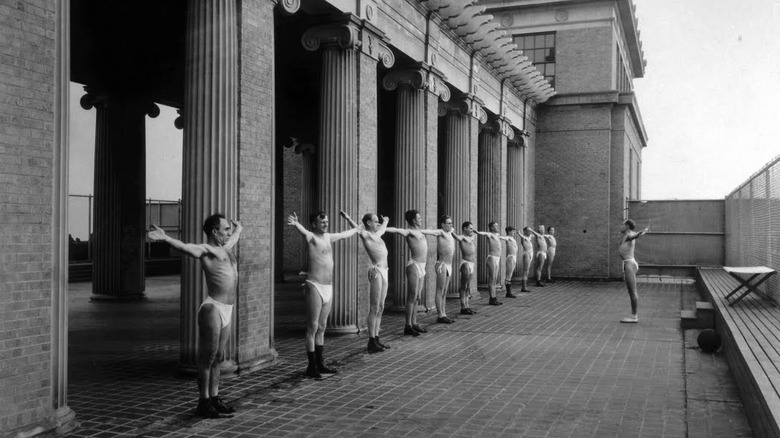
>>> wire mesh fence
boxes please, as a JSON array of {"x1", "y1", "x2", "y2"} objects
[{"x1": 725, "y1": 155, "x2": 780, "y2": 301}]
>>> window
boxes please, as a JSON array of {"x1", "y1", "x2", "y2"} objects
[{"x1": 513, "y1": 32, "x2": 556, "y2": 88}]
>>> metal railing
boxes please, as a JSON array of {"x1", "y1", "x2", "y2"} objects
[
  {"x1": 68, "y1": 195, "x2": 182, "y2": 263},
  {"x1": 725, "y1": 154, "x2": 780, "y2": 301}
]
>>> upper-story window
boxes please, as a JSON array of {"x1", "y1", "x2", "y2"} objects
[{"x1": 514, "y1": 32, "x2": 556, "y2": 88}]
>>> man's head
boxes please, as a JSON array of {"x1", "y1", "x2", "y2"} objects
[
  {"x1": 203, "y1": 213, "x2": 231, "y2": 245},
  {"x1": 310, "y1": 210, "x2": 328, "y2": 233},
  {"x1": 623, "y1": 219, "x2": 636, "y2": 232},
  {"x1": 548, "y1": 226, "x2": 555, "y2": 235},
  {"x1": 505, "y1": 226, "x2": 516, "y2": 235},
  {"x1": 362, "y1": 213, "x2": 381, "y2": 232},
  {"x1": 489, "y1": 221, "x2": 499, "y2": 233},
  {"x1": 523, "y1": 226, "x2": 531, "y2": 236},
  {"x1": 462, "y1": 221, "x2": 474, "y2": 236},
  {"x1": 405, "y1": 209, "x2": 421, "y2": 226},
  {"x1": 537, "y1": 224, "x2": 546, "y2": 234},
  {"x1": 439, "y1": 215, "x2": 453, "y2": 231}
]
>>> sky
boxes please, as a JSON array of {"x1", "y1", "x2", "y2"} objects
[
  {"x1": 633, "y1": 0, "x2": 780, "y2": 199},
  {"x1": 68, "y1": 0, "x2": 780, "y2": 206}
]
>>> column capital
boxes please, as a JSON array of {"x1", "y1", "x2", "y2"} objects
[
  {"x1": 439, "y1": 94, "x2": 487, "y2": 123},
  {"x1": 481, "y1": 115, "x2": 514, "y2": 139},
  {"x1": 382, "y1": 65, "x2": 450, "y2": 101},
  {"x1": 79, "y1": 89, "x2": 160, "y2": 118},
  {"x1": 273, "y1": 0, "x2": 300, "y2": 16},
  {"x1": 282, "y1": 136, "x2": 316, "y2": 155},
  {"x1": 359, "y1": 24, "x2": 395, "y2": 68},
  {"x1": 508, "y1": 128, "x2": 531, "y2": 147},
  {"x1": 302, "y1": 17, "x2": 361, "y2": 52}
]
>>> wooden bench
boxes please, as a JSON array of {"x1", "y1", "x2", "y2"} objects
[{"x1": 698, "y1": 267, "x2": 780, "y2": 438}]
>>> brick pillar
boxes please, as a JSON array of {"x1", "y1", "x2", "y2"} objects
[
  {"x1": 88, "y1": 96, "x2": 151, "y2": 301},
  {"x1": 181, "y1": 0, "x2": 239, "y2": 372},
  {"x1": 440, "y1": 96, "x2": 485, "y2": 296},
  {"x1": 477, "y1": 120, "x2": 507, "y2": 286}
]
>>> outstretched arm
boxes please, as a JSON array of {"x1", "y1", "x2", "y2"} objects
[
  {"x1": 627, "y1": 227, "x2": 650, "y2": 242},
  {"x1": 420, "y1": 229, "x2": 442, "y2": 236},
  {"x1": 330, "y1": 226, "x2": 360, "y2": 242},
  {"x1": 339, "y1": 210, "x2": 360, "y2": 229},
  {"x1": 222, "y1": 220, "x2": 243, "y2": 252},
  {"x1": 287, "y1": 212, "x2": 313, "y2": 240},
  {"x1": 527, "y1": 228, "x2": 543, "y2": 237},
  {"x1": 375, "y1": 216, "x2": 389, "y2": 237},
  {"x1": 451, "y1": 232, "x2": 467, "y2": 242},
  {"x1": 384, "y1": 227, "x2": 410, "y2": 237},
  {"x1": 148, "y1": 225, "x2": 211, "y2": 259}
]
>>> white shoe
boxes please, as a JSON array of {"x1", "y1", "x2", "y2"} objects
[{"x1": 620, "y1": 316, "x2": 638, "y2": 323}]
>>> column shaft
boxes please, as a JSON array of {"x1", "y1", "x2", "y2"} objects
[
  {"x1": 507, "y1": 143, "x2": 524, "y2": 278},
  {"x1": 477, "y1": 129, "x2": 506, "y2": 285},
  {"x1": 91, "y1": 99, "x2": 146, "y2": 301},
  {"x1": 389, "y1": 86, "x2": 427, "y2": 310},
  {"x1": 318, "y1": 46, "x2": 359, "y2": 334},
  {"x1": 181, "y1": 0, "x2": 238, "y2": 371}
]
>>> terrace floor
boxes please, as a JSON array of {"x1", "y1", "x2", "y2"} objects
[{"x1": 54, "y1": 276, "x2": 754, "y2": 437}]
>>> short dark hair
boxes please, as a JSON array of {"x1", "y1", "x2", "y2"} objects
[
  {"x1": 505, "y1": 226, "x2": 516, "y2": 233},
  {"x1": 361, "y1": 213, "x2": 375, "y2": 227},
  {"x1": 548, "y1": 226, "x2": 555, "y2": 231},
  {"x1": 309, "y1": 210, "x2": 327, "y2": 224},
  {"x1": 404, "y1": 209, "x2": 419, "y2": 225},
  {"x1": 203, "y1": 213, "x2": 226, "y2": 236},
  {"x1": 523, "y1": 226, "x2": 530, "y2": 232},
  {"x1": 624, "y1": 219, "x2": 636, "y2": 230},
  {"x1": 488, "y1": 221, "x2": 497, "y2": 229},
  {"x1": 439, "y1": 215, "x2": 452, "y2": 227},
  {"x1": 462, "y1": 221, "x2": 472, "y2": 230}
]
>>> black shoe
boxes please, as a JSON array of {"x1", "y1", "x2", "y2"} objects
[
  {"x1": 306, "y1": 351, "x2": 321, "y2": 378},
  {"x1": 489, "y1": 297, "x2": 503, "y2": 306},
  {"x1": 436, "y1": 316, "x2": 454, "y2": 324},
  {"x1": 412, "y1": 324, "x2": 428, "y2": 333},
  {"x1": 196, "y1": 398, "x2": 221, "y2": 419},
  {"x1": 315, "y1": 345, "x2": 338, "y2": 374},
  {"x1": 547, "y1": 278, "x2": 556, "y2": 283},
  {"x1": 375, "y1": 336, "x2": 391, "y2": 349},
  {"x1": 520, "y1": 288, "x2": 530, "y2": 293},
  {"x1": 505, "y1": 291, "x2": 518, "y2": 298},
  {"x1": 211, "y1": 396, "x2": 235, "y2": 414},
  {"x1": 460, "y1": 308, "x2": 475, "y2": 315},
  {"x1": 367, "y1": 337, "x2": 384, "y2": 354},
  {"x1": 535, "y1": 281, "x2": 545, "y2": 287},
  {"x1": 404, "y1": 325, "x2": 420, "y2": 336}
]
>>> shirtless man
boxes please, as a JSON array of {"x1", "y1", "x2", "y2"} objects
[
  {"x1": 476, "y1": 221, "x2": 510, "y2": 306},
  {"x1": 385, "y1": 209, "x2": 430, "y2": 337},
  {"x1": 545, "y1": 226, "x2": 558, "y2": 283},
  {"x1": 519, "y1": 227, "x2": 534, "y2": 292},
  {"x1": 458, "y1": 221, "x2": 479, "y2": 315},
  {"x1": 503, "y1": 226, "x2": 519, "y2": 298},
  {"x1": 528, "y1": 225, "x2": 549, "y2": 287},
  {"x1": 425, "y1": 215, "x2": 470, "y2": 324},
  {"x1": 288, "y1": 211, "x2": 359, "y2": 377},
  {"x1": 340, "y1": 211, "x2": 392, "y2": 353},
  {"x1": 148, "y1": 214, "x2": 242, "y2": 418},
  {"x1": 618, "y1": 219, "x2": 649, "y2": 323}
]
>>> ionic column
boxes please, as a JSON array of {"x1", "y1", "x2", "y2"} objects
[
  {"x1": 302, "y1": 18, "x2": 361, "y2": 334},
  {"x1": 86, "y1": 94, "x2": 152, "y2": 302},
  {"x1": 507, "y1": 130, "x2": 526, "y2": 279},
  {"x1": 477, "y1": 120, "x2": 507, "y2": 286},
  {"x1": 181, "y1": 0, "x2": 238, "y2": 372},
  {"x1": 439, "y1": 95, "x2": 485, "y2": 296}
]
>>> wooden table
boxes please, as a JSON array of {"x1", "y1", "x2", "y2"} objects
[{"x1": 723, "y1": 266, "x2": 777, "y2": 306}]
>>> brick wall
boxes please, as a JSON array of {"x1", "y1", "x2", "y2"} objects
[
  {"x1": 536, "y1": 104, "x2": 614, "y2": 278},
  {"x1": 235, "y1": 0, "x2": 277, "y2": 370},
  {"x1": 281, "y1": 146, "x2": 304, "y2": 271},
  {"x1": 0, "y1": 0, "x2": 58, "y2": 434},
  {"x1": 556, "y1": 26, "x2": 614, "y2": 94}
]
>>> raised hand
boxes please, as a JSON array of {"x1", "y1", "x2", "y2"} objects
[
  {"x1": 148, "y1": 224, "x2": 167, "y2": 241},
  {"x1": 287, "y1": 212, "x2": 299, "y2": 226}
]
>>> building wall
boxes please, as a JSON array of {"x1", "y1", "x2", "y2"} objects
[
  {"x1": 536, "y1": 104, "x2": 614, "y2": 277},
  {"x1": 0, "y1": 0, "x2": 58, "y2": 434},
  {"x1": 556, "y1": 25, "x2": 614, "y2": 94}
]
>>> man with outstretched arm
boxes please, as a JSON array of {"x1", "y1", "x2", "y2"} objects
[
  {"x1": 518, "y1": 227, "x2": 534, "y2": 292},
  {"x1": 148, "y1": 214, "x2": 242, "y2": 418},
  {"x1": 545, "y1": 226, "x2": 558, "y2": 283},
  {"x1": 475, "y1": 221, "x2": 511, "y2": 306},
  {"x1": 425, "y1": 215, "x2": 464, "y2": 324},
  {"x1": 457, "y1": 222, "x2": 479, "y2": 314},
  {"x1": 618, "y1": 219, "x2": 649, "y2": 323},
  {"x1": 340, "y1": 210, "x2": 392, "y2": 353},
  {"x1": 385, "y1": 209, "x2": 431, "y2": 336},
  {"x1": 503, "y1": 226, "x2": 519, "y2": 298},
  {"x1": 527, "y1": 225, "x2": 549, "y2": 287},
  {"x1": 287, "y1": 211, "x2": 359, "y2": 377}
]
